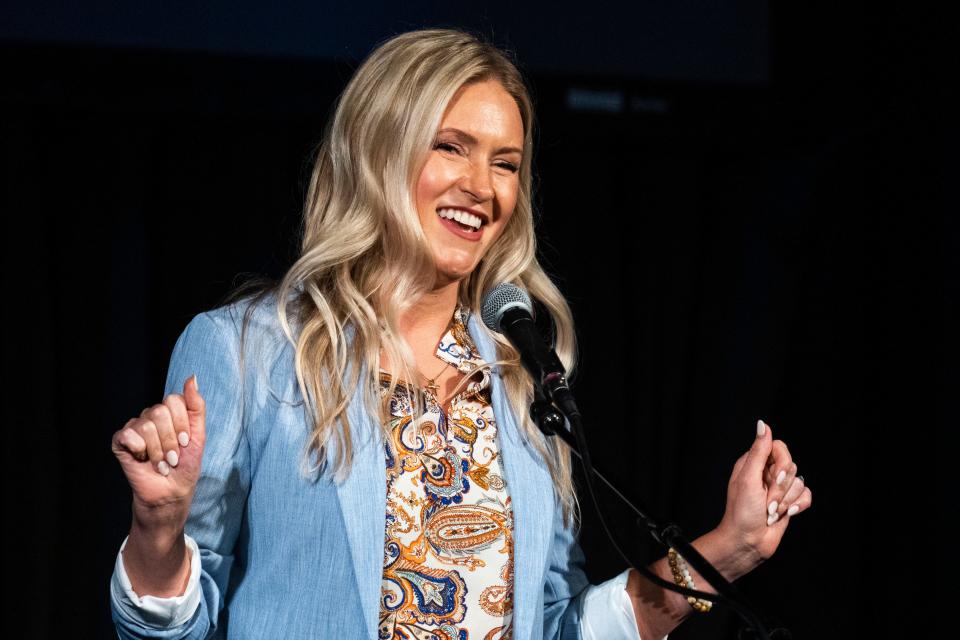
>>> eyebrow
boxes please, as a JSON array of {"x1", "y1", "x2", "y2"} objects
[{"x1": 436, "y1": 128, "x2": 523, "y2": 156}]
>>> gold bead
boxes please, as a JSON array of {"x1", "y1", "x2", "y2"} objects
[{"x1": 692, "y1": 599, "x2": 713, "y2": 613}]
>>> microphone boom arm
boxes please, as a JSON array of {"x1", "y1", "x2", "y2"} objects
[{"x1": 529, "y1": 394, "x2": 781, "y2": 639}]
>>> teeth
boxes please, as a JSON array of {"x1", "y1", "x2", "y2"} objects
[{"x1": 437, "y1": 208, "x2": 481, "y2": 230}]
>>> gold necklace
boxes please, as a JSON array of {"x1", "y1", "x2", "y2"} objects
[{"x1": 418, "y1": 359, "x2": 451, "y2": 396}]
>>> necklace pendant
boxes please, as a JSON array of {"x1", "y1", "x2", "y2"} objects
[{"x1": 425, "y1": 380, "x2": 440, "y2": 396}]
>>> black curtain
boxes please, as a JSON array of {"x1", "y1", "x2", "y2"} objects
[{"x1": 1, "y1": 4, "x2": 945, "y2": 638}]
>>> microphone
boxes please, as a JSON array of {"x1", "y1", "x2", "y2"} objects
[{"x1": 481, "y1": 283, "x2": 580, "y2": 419}]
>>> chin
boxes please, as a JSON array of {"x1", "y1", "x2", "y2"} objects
[
  {"x1": 433, "y1": 252, "x2": 480, "y2": 281},
  {"x1": 435, "y1": 262, "x2": 477, "y2": 284}
]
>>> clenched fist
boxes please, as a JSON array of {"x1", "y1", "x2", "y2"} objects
[
  {"x1": 113, "y1": 376, "x2": 206, "y2": 517},
  {"x1": 111, "y1": 374, "x2": 207, "y2": 597}
]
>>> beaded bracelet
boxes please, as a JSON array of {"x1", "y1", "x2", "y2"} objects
[{"x1": 667, "y1": 548, "x2": 714, "y2": 613}]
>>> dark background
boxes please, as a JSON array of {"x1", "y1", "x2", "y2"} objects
[{"x1": 1, "y1": 2, "x2": 948, "y2": 638}]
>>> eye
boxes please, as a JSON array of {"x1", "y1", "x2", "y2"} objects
[
  {"x1": 495, "y1": 161, "x2": 519, "y2": 174},
  {"x1": 434, "y1": 141, "x2": 462, "y2": 154}
]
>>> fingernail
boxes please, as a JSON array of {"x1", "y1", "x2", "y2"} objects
[
  {"x1": 757, "y1": 419, "x2": 766, "y2": 438},
  {"x1": 166, "y1": 450, "x2": 179, "y2": 467},
  {"x1": 767, "y1": 500, "x2": 778, "y2": 515},
  {"x1": 787, "y1": 505, "x2": 800, "y2": 516},
  {"x1": 767, "y1": 512, "x2": 780, "y2": 526},
  {"x1": 776, "y1": 470, "x2": 786, "y2": 486},
  {"x1": 178, "y1": 431, "x2": 190, "y2": 447},
  {"x1": 157, "y1": 461, "x2": 171, "y2": 476},
  {"x1": 192, "y1": 374, "x2": 200, "y2": 392}
]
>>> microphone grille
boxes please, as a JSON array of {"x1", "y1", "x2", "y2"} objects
[{"x1": 481, "y1": 283, "x2": 533, "y2": 332}]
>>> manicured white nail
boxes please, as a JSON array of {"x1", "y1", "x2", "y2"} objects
[
  {"x1": 776, "y1": 470, "x2": 786, "y2": 486},
  {"x1": 767, "y1": 512, "x2": 780, "y2": 526},
  {"x1": 166, "y1": 450, "x2": 179, "y2": 467},
  {"x1": 787, "y1": 505, "x2": 800, "y2": 516},
  {"x1": 757, "y1": 419, "x2": 766, "y2": 437},
  {"x1": 178, "y1": 431, "x2": 189, "y2": 447},
  {"x1": 192, "y1": 374, "x2": 200, "y2": 392},
  {"x1": 157, "y1": 461, "x2": 171, "y2": 476},
  {"x1": 767, "y1": 500, "x2": 778, "y2": 515}
]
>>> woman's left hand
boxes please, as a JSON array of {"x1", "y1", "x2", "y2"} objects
[{"x1": 716, "y1": 419, "x2": 813, "y2": 564}]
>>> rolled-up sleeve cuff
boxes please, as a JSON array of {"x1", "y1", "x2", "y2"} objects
[
  {"x1": 110, "y1": 533, "x2": 202, "y2": 628},
  {"x1": 581, "y1": 568, "x2": 656, "y2": 640}
]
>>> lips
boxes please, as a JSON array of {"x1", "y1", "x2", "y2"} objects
[
  {"x1": 436, "y1": 207, "x2": 485, "y2": 241},
  {"x1": 437, "y1": 208, "x2": 484, "y2": 229},
  {"x1": 437, "y1": 215, "x2": 482, "y2": 241}
]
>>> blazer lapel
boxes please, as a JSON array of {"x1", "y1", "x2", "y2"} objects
[
  {"x1": 468, "y1": 315, "x2": 555, "y2": 640},
  {"x1": 334, "y1": 373, "x2": 387, "y2": 640}
]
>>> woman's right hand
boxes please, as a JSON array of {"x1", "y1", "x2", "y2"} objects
[{"x1": 112, "y1": 374, "x2": 206, "y2": 532}]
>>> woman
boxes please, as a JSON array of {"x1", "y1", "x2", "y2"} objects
[{"x1": 110, "y1": 29, "x2": 811, "y2": 640}]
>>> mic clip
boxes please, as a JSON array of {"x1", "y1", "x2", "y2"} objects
[{"x1": 529, "y1": 396, "x2": 565, "y2": 437}]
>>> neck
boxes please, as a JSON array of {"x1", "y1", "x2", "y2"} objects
[
  {"x1": 400, "y1": 282, "x2": 459, "y2": 336},
  {"x1": 398, "y1": 280, "x2": 460, "y2": 342}
]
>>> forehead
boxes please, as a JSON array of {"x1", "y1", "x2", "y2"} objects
[{"x1": 440, "y1": 80, "x2": 524, "y2": 145}]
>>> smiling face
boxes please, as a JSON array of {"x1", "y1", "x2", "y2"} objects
[{"x1": 415, "y1": 79, "x2": 525, "y2": 287}]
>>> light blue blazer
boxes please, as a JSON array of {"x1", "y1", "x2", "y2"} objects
[{"x1": 111, "y1": 298, "x2": 593, "y2": 640}]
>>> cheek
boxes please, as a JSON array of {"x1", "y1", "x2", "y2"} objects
[
  {"x1": 416, "y1": 159, "x2": 454, "y2": 217},
  {"x1": 495, "y1": 180, "x2": 520, "y2": 227}
]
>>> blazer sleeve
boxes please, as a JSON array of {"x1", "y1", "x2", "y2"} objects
[
  {"x1": 111, "y1": 310, "x2": 252, "y2": 640},
  {"x1": 542, "y1": 502, "x2": 642, "y2": 640},
  {"x1": 542, "y1": 500, "x2": 591, "y2": 640}
]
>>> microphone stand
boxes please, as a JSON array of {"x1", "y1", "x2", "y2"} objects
[{"x1": 529, "y1": 396, "x2": 786, "y2": 640}]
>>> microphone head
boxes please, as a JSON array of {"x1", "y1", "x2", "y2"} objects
[{"x1": 481, "y1": 283, "x2": 533, "y2": 332}]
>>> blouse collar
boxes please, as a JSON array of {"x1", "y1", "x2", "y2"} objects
[{"x1": 435, "y1": 305, "x2": 486, "y2": 375}]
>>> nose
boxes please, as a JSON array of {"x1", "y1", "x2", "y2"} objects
[{"x1": 459, "y1": 161, "x2": 494, "y2": 203}]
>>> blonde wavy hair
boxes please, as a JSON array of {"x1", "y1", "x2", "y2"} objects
[{"x1": 254, "y1": 29, "x2": 578, "y2": 523}]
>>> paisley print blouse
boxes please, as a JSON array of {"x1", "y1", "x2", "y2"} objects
[{"x1": 378, "y1": 307, "x2": 514, "y2": 640}]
